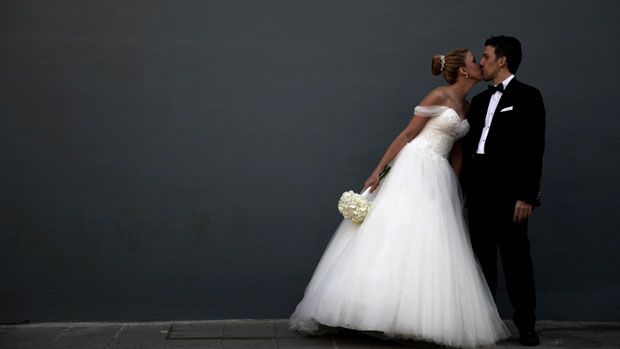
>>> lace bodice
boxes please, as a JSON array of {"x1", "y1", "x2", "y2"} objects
[{"x1": 410, "y1": 106, "x2": 470, "y2": 158}]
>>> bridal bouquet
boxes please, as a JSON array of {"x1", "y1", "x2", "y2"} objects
[
  {"x1": 337, "y1": 189, "x2": 372, "y2": 225},
  {"x1": 337, "y1": 166, "x2": 390, "y2": 225}
]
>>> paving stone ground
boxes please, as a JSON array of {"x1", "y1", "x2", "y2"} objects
[{"x1": 1, "y1": 319, "x2": 619, "y2": 348}]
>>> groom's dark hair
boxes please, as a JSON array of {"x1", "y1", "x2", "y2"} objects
[{"x1": 485, "y1": 35, "x2": 522, "y2": 74}]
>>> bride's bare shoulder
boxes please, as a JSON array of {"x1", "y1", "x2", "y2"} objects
[{"x1": 419, "y1": 87, "x2": 448, "y2": 107}]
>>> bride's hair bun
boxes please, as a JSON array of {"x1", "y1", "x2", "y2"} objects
[
  {"x1": 431, "y1": 49, "x2": 469, "y2": 84},
  {"x1": 431, "y1": 55, "x2": 443, "y2": 76}
]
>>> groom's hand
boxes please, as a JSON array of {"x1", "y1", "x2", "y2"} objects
[{"x1": 513, "y1": 200, "x2": 533, "y2": 223}]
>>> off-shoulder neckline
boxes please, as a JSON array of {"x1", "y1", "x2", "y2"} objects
[{"x1": 416, "y1": 105, "x2": 466, "y2": 122}]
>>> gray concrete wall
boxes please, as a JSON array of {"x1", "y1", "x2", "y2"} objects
[{"x1": 1, "y1": 0, "x2": 619, "y2": 322}]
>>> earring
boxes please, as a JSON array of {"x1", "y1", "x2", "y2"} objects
[{"x1": 466, "y1": 73, "x2": 469, "y2": 79}]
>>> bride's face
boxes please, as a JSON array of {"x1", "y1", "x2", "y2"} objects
[{"x1": 464, "y1": 51, "x2": 482, "y2": 81}]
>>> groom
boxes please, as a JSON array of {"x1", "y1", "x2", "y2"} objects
[{"x1": 463, "y1": 35, "x2": 546, "y2": 346}]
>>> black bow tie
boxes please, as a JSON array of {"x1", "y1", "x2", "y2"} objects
[{"x1": 488, "y1": 84, "x2": 505, "y2": 93}]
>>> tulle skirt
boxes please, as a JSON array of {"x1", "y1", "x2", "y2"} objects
[{"x1": 289, "y1": 140, "x2": 510, "y2": 348}]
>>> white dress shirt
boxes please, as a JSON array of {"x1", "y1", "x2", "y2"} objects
[{"x1": 476, "y1": 74, "x2": 515, "y2": 154}]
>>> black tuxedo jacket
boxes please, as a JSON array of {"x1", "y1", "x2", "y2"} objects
[{"x1": 462, "y1": 78, "x2": 546, "y2": 206}]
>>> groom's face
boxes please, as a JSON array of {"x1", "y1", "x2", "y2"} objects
[{"x1": 480, "y1": 45, "x2": 500, "y2": 82}]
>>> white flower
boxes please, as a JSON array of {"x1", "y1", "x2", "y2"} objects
[{"x1": 337, "y1": 190, "x2": 372, "y2": 225}]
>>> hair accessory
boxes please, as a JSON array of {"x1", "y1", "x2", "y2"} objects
[{"x1": 440, "y1": 55, "x2": 446, "y2": 72}]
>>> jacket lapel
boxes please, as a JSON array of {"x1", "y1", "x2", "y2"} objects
[
  {"x1": 481, "y1": 79, "x2": 519, "y2": 155},
  {"x1": 494, "y1": 78, "x2": 518, "y2": 114}
]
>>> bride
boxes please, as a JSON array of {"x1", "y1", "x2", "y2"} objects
[{"x1": 289, "y1": 49, "x2": 510, "y2": 348}]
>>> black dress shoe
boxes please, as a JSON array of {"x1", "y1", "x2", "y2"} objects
[{"x1": 519, "y1": 330, "x2": 540, "y2": 346}]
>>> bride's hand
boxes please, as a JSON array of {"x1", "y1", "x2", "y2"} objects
[{"x1": 363, "y1": 172, "x2": 381, "y2": 193}]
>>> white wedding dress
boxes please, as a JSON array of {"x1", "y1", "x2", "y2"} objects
[{"x1": 290, "y1": 106, "x2": 510, "y2": 348}]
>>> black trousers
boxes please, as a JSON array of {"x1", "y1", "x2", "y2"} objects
[{"x1": 466, "y1": 157, "x2": 537, "y2": 331}]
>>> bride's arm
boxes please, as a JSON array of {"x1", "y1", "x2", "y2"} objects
[
  {"x1": 363, "y1": 90, "x2": 444, "y2": 192},
  {"x1": 449, "y1": 139, "x2": 464, "y2": 176},
  {"x1": 448, "y1": 100, "x2": 470, "y2": 177}
]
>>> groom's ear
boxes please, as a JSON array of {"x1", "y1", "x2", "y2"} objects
[{"x1": 497, "y1": 56, "x2": 507, "y2": 68}]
